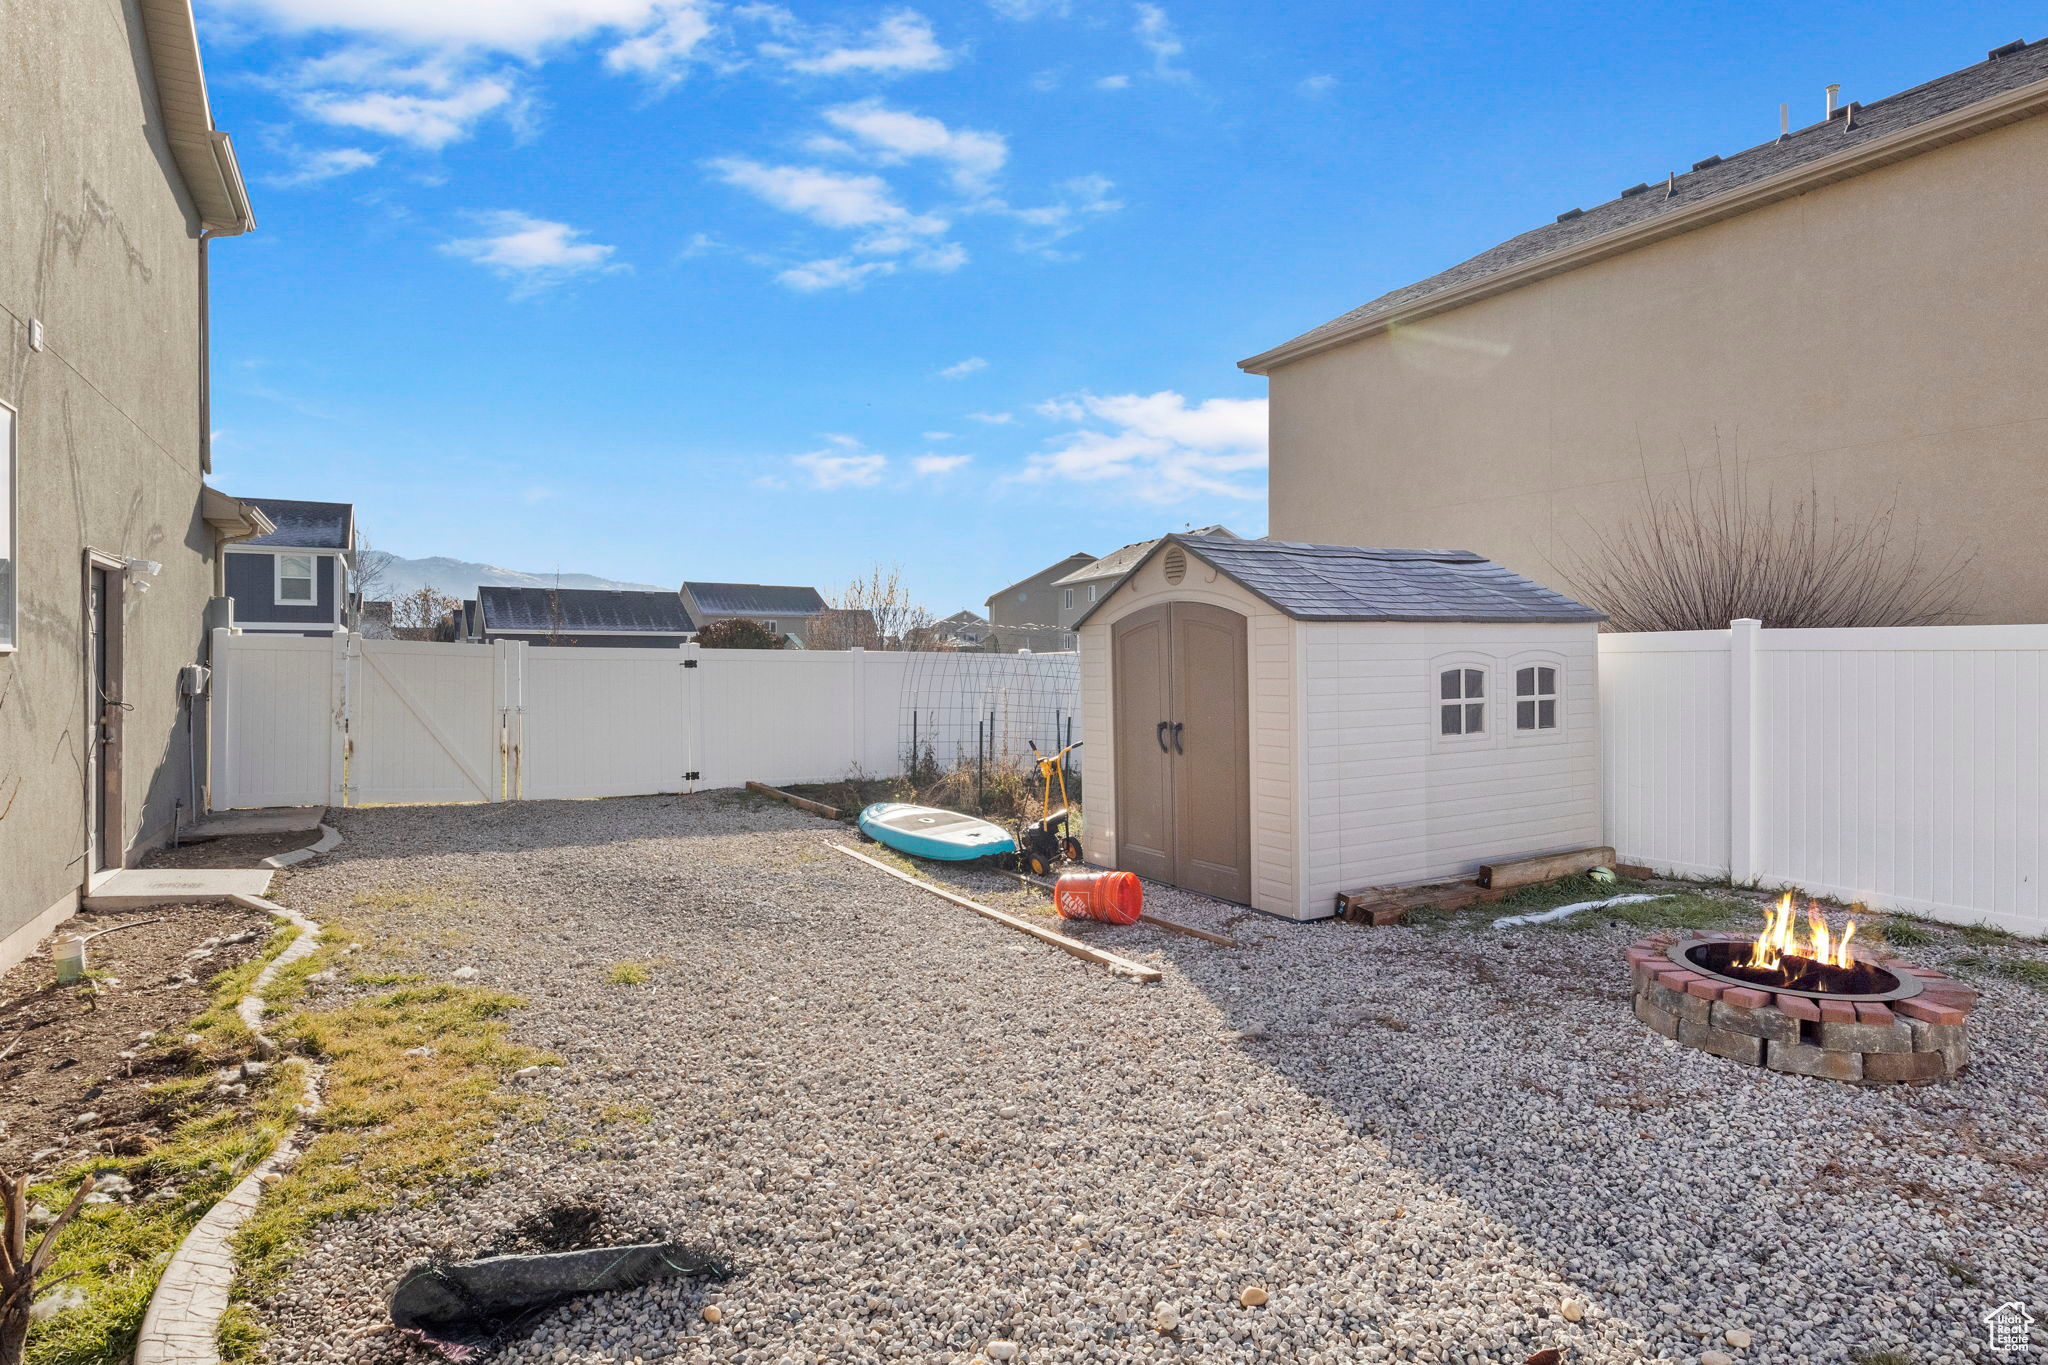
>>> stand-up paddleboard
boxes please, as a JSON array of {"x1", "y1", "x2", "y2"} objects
[{"x1": 858, "y1": 803, "x2": 1017, "y2": 862}]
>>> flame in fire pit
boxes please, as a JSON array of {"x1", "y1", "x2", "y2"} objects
[{"x1": 1743, "y1": 892, "x2": 1857, "y2": 973}]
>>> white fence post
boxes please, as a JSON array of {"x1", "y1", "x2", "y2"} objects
[
  {"x1": 1727, "y1": 618, "x2": 1762, "y2": 886},
  {"x1": 208, "y1": 626, "x2": 233, "y2": 811},
  {"x1": 493, "y1": 639, "x2": 523, "y2": 801},
  {"x1": 680, "y1": 641, "x2": 702, "y2": 792},
  {"x1": 329, "y1": 631, "x2": 353, "y2": 808},
  {"x1": 849, "y1": 648, "x2": 866, "y2": 774}
]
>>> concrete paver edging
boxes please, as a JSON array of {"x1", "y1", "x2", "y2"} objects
[
  {"x1": 261, "y1": 822, "x2": 343, "y2": 870},
  {"x1": 133, "y1": 889, "x2": 329, "y2": 1364}
]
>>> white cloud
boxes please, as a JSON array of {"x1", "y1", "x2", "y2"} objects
[
  {"x1": 776, "y1": 257, "x2": 896, "y2": 291},
  {"x1": 763, "y1": 9, "x2": 952, "y2": 76},
  {"x1": 713, "y1": 156, "x2": 965, "y2": 285},
  {"x1": 913, "y1": 454, "x2": 972, "y2": 475},
  {"x1": 264, "y1": 146, "x2": 379, "y2": 186},
  {"x1": 442, "y1": 211, "x2": 621, "y2": 294},
  {"x1": 1022, "y1": 390, "x2": 1267, "y2": 501},
  {"x1": 1298, "y1": 73, "x2": 1337, "y2": 97},
  {"x1": 711, "y1": 158, "x2": 913, "y2": 230},
  {"x1": 966, "y1": 410, "x2": 1014, "y2": 424},
  {"x1": 1095, "y1": 73, "x2": 1130, "y2": 90},
  {"x1": 989, "y1": 0, "x2": 1068, "y2": 16},
  {"x1": 1004, "y1": 173, "x2": 1123, "y2": 253},
  {"x1": 1132, "y1": 3, "x2": 1190, "y2": 82},
  {"x1": 604, "y1": 2, "x2": 716, "y2": 82},
  {"x1": 794, "y1": 446, "x2": 889, "y2": 487},
  {"x1": 923, "y1": 430, "x2": 954, "y2": 440},
  {"x1": 223, "y1": 0, "x2": 693, "y2": 49},
  {"x1": 301, "y1": 72, "x2": 516, "y2": 148},
  {"x1": 822, "y1": 100, "x2": 1008, "y2": 192},
  {"x1": 937, "y1": 357, "x2": 988, "y2": 379}
]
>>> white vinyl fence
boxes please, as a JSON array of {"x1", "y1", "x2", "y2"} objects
[
  {"x1": 1601, "y1": 620, "x2": 2047, "y2": 936},
  {"x1": 209, "y1": 631, "x2": 1079, "y2": 812}
]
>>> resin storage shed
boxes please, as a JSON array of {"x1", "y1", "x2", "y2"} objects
[{"x1": 1072, "y1": 534, "x2": 1607, "y2": 921}]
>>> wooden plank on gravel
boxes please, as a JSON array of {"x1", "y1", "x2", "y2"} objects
[
  {"x1": 831, "y1": 844, "x2": 1162, "y2": 983},
  {"x1": 747, "y1": 781, "x2": 845, "y2": 821},
  {"x1": 1477, "y1": 845, "x2": 1617, "y2": 891}
]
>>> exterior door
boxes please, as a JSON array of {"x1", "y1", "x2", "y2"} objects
[
  {"x1": 1110, "y1": 600, "x2": 1251, "y2": 902},
  {"x1": 88, "y1": 563, "x2": 124, "y2": 872}
]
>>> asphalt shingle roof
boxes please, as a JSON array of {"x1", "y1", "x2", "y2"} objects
[
  {"x1": 480, "y1": 586, "x2": 695, "y2": 634},
  {"x1": 1054, "y1": 526, "x2": 1236, "y2": 586},
  {"x1": 1252, "y1": 38, "x2": 2048, "y2": 363},
  {"x1": 684, "y1": 582, "x2": 829, "y2": 617},
  {"x1": 1073, "y1": 535, "x2": 1603, "y2": 627},
  {"x1": 241, "y1": 498, "x2": 353, "y2": 550}
]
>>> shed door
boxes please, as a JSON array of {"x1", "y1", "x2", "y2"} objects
[{"x1": 1110, "y1": 601, "x2": 1251, "y2": 902}]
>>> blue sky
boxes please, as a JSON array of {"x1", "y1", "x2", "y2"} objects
[{"x1": 201, "y1": 0, "x2": 2038, "y2": 612}]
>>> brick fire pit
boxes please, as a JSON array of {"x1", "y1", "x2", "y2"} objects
[{"x1": 1623, "y1": 930, "x2": 1977, "y2": 1084}]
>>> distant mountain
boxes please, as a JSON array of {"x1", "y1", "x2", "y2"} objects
[{"x1": 363, "y1": 555, "x2": 666, "y2": 603}]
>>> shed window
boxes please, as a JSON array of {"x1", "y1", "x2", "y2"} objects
[
  {"x1": 276, "y1": 553, "x2": 316, "y2": 604},
  {"x1": 1516, "y1": 665, "x2": 1559, "y2": 730},
  {"x1": 1439, "y1": 667, "x2": 1485, "y2": 735}
]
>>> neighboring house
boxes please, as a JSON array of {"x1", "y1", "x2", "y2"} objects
[
  {"x1": 1, "y1": 0, "x2": 258, "y2": 971},
  {"x1": 680, "y1": 581, "x2": 830, "y2": 646},
  {"x1": 1245, "y1": 39, "x2": 2048, "y2": 624},
  {"x1": 1053, "y1": 526, "x2": 1238, "y2": 628},
  {"x1": 986, "y1": 553, "x2": 1097, "y2": 632},
  {"x1": 477, "y1": 586, "x2": 696, "y2": 648},
  {"x1": 935, "y1": 609, "x2": 990, "y2": 649},
  {"x1": 989, "y1": 623, "x2": 1078, "y2": 654},
  {"x1": 225, "y1": 498, "x2": 354, "y2": 636}
]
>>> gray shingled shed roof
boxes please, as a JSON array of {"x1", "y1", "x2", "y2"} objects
[
  {"x1": 1246, "y1": 38, "x2": 2048, "y2": 368},
  {"x1": 1072, "y1": 535, "x2": 1604, "y2": 628},
  {"x1": 480, "y1": 586, "x2": 695, "y2": 634},
  {"x1": 684, "y1": 582, "x2": 829, "y2": 616},
  {"x1": 1054, "y1": 526, "x2": 1237, "y2": 587},
  {"x1": 241, "y1": 498, "x2": 353, "y2": 550}
]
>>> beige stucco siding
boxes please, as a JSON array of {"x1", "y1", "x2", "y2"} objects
[
  {"x1": 1267, "y1": 111, "x2": 2048, "y2": 624},
  {"x1": 1, "y1": 0, "x2": 214, "y2": 962},
  {"x1": 1078, "y1": 556, "x2": 1298, "y2": 917},
  {"x1": 1299, "y1": 622, "x2": 1602, "y2": 909}
]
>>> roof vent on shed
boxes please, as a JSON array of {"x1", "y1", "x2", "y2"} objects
[
  {"x1": 1619, "y1": 182, "x2": 1651, "y2": 198},
  {"x1": 1691, "y1": 154, "x2": 1723, "y2": 171},
  {"x1": 1989, "y1": 39, "x2": 2026, "y2": 59},
  {"x1": 1163, "y1": 546, "x2": 1187, "y2": 585},
  {"x1": 1555, "y1": 207, "x2": 1584, "y2": 222}
]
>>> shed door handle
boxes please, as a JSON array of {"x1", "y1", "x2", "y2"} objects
[
  {"x1": 1156, "y1": 721, "x2": 1170, "y2": 753},
  {"x1": 1171, "y1": 721, "x2": 1184, "y2": 754}
]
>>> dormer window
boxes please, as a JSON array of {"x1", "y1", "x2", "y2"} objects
[
  {"x1": 1439, "y1": 667, "x2": 1485, "y2": 735},
  {"x1": 1516, "y1": 665, "x2": 1559, "y2": 730},
  {"x1": 276, "y1": 553, "x2": 316, "y2": 604}
]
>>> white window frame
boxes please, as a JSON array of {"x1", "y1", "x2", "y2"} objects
[
  {"x1": 1508, "y1": 653, "x2": 1567, "y2": 745},
  {"x1": 1430, "y1": 654, "x2": 1497, "y2": 750},
  {"x1": 1088, "y1": 583, "x2": 1099, "y2": 602},
  {"x1": 275, "y1": 552, "x2": 317, "y2": 605},
  {"x1": 758, "y1": 619, "x2": 780, "y2": 635},
  {"x1": 1063, "y1": 587, "x2": 1074, "y2": 610},
  {"x1": 0, "y1": 400, "x2": 15, "y2": 653}
]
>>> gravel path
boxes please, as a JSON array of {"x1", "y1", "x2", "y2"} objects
[{"x1": 254, "y1": 794, "x2": 2048, "y2": 1365}]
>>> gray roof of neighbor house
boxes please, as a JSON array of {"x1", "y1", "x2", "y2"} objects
[
  {"x1": 240, "y1": 498, "x2": 353, "y2": 551},
  {"x1": 1055, "y1": 526, "x2": 1237, "y2": 586},
  {"x1": 940, "y1": 609, "x2": 987, "y2": 625},
  {"x1": 1244, "y1": 37, "x2": 2048, "y2": 371},
  {"x1": 987, "y1": 554, "x2": 1097, "y2": 602},
  {"x1": 683, "y1": 582, "x2": 829, "y2": 616},
  {"x1": 1072, "y1": 535, "x2": 1605, "y2": 628},
  {"x1": 480, "y1": 586, "x2": 696, "y2": 634}
]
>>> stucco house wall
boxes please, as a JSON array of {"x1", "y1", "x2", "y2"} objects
[
  {"x1": 1261, "y1": 85, "x2": 2048, "y2": 625},
  {"x1": 0, "y1": 0, "x2": 247, "y2": 967},
  {"x1": 987, "y1": 554, "x2": 1096, "y2": 630}
]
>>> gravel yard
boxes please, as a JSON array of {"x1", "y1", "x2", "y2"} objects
[{"x1": 251, "y1": 793, "x2": 2048, "y2": 1365}]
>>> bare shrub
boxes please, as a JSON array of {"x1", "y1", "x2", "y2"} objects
[
  {"x1": 1561, "y1": 476, "x2": 1973, "y2": 632},
  {"x1": 812, "y1": 565, "x2": 941, "y2": 651},
  {"x1": 389, "y1": 584, "x2": 459, "y2": 642}
]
